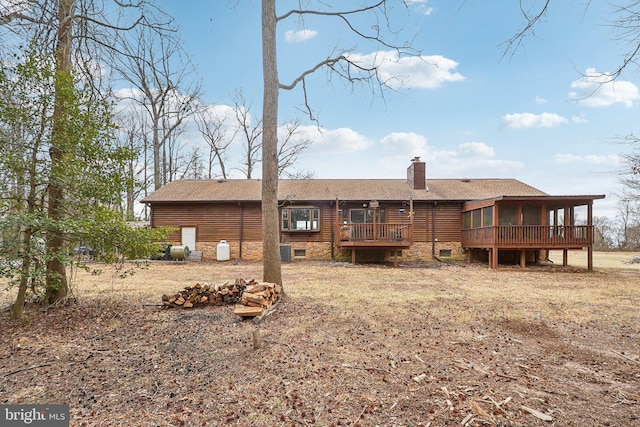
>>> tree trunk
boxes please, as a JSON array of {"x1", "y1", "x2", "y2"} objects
[
  {"x1": 261, "y1": 0, "x2": 282, "y2": 288},
  {"x1": 153, "y1": 124, "x2": 161, "y2": 190},
  {"x1": 126, "y1": 159, "x2": 135, "y2": 220},
  {"x1": 45, "y1": 0, "x2": 74, "y2": 304},
  {"x1": 12, "y1": 231, "x2": 33, "y2": 320}
]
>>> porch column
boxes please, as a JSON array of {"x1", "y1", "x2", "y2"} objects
[
  {"x1": 520, "y1": 250, "x2": 526, "y2": 268},
  {"x1": 352, "y1": 249, "x2": 356, "y2": 264},
  {"x1": 563, "y1": 249, "x2": 568, "y2": 267}
]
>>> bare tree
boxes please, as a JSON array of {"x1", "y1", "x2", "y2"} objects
[
  {"x1": 114, "y1": 114, "x2": 149, "y2": 220},
  {"x1": 503, "y1": 1, "x2": 640, "y2": 79},
  {"x1": 278, "y1": 119, "x2": 313, "y2": 179},
  {"x1": 618, "y1": 134, "x2": 640, "y2": 198},
  {"x1": 195, "y1": 106, "x2": 232, "y2": 179},
  {"x1": 111, "y1": 24, "x2": 202, "y2": 190},
  {"x1": 261, "y1": 0, "x2": 420, "y2": 286},
  {"x1": 231, "y1": 92, "x2": 263, "y2": 179}
]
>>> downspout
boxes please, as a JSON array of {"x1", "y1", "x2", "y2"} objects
[
  {"x1": 334, "y1": 197, "x2": 339, "y2": 260},
  {"x1": 330, "y1": 200, "x2": 335, "y2": 259},
  {"x1": 409, "y1": 195, "x2": 414, "y2": 245},
  {"x1": 239, "y1": 202, "x2": 244, "y2": 259},
  {"x1": 431, "y1": 202, "x2": 437, "y2": 257}
]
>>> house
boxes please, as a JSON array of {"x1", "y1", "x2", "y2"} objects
[{"x1": 140, "y1": 158, "x2": 604, "y2": 269}]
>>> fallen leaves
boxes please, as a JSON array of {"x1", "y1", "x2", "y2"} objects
[{"x1": 0, "y1": 261, "x2": 638, "y2": 426}]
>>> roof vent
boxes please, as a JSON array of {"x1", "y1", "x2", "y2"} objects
[
  {"x1": 461, "y1": 178, "x2": 471, "y2": 183},
  {"x1": 217, "y1": 179, "x2": 227, "y2": 183}
]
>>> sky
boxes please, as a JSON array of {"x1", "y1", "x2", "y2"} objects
[{"x1": 151, "y1": 0, "x2": 640, "y2": 218}]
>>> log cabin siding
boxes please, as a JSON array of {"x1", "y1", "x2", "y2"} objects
[
  {"x1": 321, "y1": 203, "x2": 334, "y2": 242},
  {"x1": 412, "y1": 205, "x2": 429, "y2": 242},
  {"x1": 432, "y1": 203, "x2": 462, "y2": 242},
  {"x1": 151, "y1": 202, "x2": 264, "y2": 244},
  {"x1": 240, "y1": 203, "x2": 262, "y2": 241}
]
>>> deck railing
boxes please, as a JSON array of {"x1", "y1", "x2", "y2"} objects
[
  {"x1": 462, "y1": 225, "x2": 592, "y2": 248},
  {"x1": 339, "y1": 223, "x2": 412, "y2": 242}
]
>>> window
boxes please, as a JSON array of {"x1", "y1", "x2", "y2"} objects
[
  {"x1": 293, "y1": 249, "x2": 306, "y2": 258},
  {"x1": 498, "y1": 205, "x2": 518, "y2": 226},
  {"x1": 473, "y1": 210, "x2": 482, "y2": 228},
  {"x1": 282, "y1": 207, "x2": 320, "y2": 231},
  {"x1": 349, "y1": 208, "x2": 385, "y2": 223},
  {"x1": 463, "y1": 211, "x2": 472, "y2": 229},
  {"x1": 439, "y1": 249, "x2": 452, "y2": 257},
  {"x1": 482, "y1": 207, "x2": 493, "y2": 227}
]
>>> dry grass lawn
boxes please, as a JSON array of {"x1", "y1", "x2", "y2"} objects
[{"x1": 1, "y1": 254, "x2": 639, "y2": 426}]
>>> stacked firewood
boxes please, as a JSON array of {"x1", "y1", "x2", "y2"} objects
[
  {"x1": 162, "y1": 279, "x2": 251, "y2": 308},
  {"x1": 234, "y1": 282, "x2": 281, "y2": 317}
]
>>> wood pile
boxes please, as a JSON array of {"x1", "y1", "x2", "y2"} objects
[
  {"x1": 234, "y1": 282, "x2": 281, "y2": 318},
  {"x1": 162, "y1": 279, "x2": 249, "y2": 308},
  {"x1": 161, "y1": 279, "x2": 281, "y2": 317}
]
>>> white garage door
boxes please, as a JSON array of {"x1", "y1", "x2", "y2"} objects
[{"x1": 181, "y1": 227, "x2": 196, "y2": 250}]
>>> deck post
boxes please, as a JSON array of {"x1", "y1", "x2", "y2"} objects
[
  {"x1": 490, "y1": 247, "x2": 498, "y2": 269},
  {"x1": 587, "y1": 201, "x2": 594, "y2": 271},
  {"x1": 520, "y1": 250, "x2": 526, "y2": 268},
  {"x1": 351, "y1": 249, "x2": 356, "y2": 264},
  {"x1": 563, "y1": 249, "x2": 568, "y2": 266}
]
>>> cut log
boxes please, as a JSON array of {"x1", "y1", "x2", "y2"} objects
[
  {"x1": 162, "y1": 279, "x2": 247, "y2": 308},
  {"x1": 234, "y1": 305, "x2": 264, "y2": 317},
  {"x1": 242, "y1": 293, "x2": 265, "y2": 306}
]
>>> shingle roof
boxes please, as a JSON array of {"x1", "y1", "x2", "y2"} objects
[{"x1": 140, "y1": 178, "x2": 549, "y2": 203}]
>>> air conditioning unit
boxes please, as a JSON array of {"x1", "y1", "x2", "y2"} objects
[{"x1": 279, "y1": 244, "x2": 292, "y2": 263}]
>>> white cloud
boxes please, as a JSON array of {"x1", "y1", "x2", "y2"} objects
[
  {"x1": 405, "y1": 0, "x2": 434, "y2": 15},
  {"x1": 284, "y1": 29, "x2": 318, "y2": 43},
  {"x1": 458, "y1": 141, "x2": 495, "y2": 158},
  {"x1": 296, "y1": 126, "x2": 373, "y2": 154},
  {"x1": 347, "y1": 51, "x2": 464, "y2": 89},
  {"x1": 554, "y1": 153, "x2": 620, "y2": 165},
  {"x1": 377, "y1": 135, "x2": 524, "y2": 178},
  {"x1": 571, "y1": 114, "x2": 588, "y2": 124},
  {"x1": 378, "y1": 132, "x2": 428, "y2": 174},
  {"x1": 502, "y1": 112, "x2": 569, "y2": 129},
  {"x1": 535, "y1": 95, "x2": 547, "y2": 104},
  {"x1": 569, "y1": 68, "x2": 640, "y2": 108},
  {"x1": 380, "y1": 132, "x2": 427, "y2": 154},
  {"x1": 377, "y1": 134, "x2": 522, "y2": 178},
  {"x1": 427, "y1": 141, "x2": 523, "y2": 178}
]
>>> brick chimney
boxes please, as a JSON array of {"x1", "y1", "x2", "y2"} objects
[{"x1": 407, "y1": 157, "x2": 426, "y2": 189}]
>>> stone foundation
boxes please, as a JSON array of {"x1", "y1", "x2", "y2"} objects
[{"x1": 196, "y1": 240, "x2": 463, "y2": 263}]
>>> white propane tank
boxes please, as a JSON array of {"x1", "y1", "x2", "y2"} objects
[{"x1": 217, "y1": 240, "x2": 230, "y2": 261}]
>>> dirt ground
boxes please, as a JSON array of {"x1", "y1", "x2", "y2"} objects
[{"x1": 1, "y1": 256, "x2": 639, "y2": 426}]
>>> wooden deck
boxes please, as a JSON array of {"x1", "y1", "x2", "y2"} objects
[
  {"x1": 337, "y1": 223, "x2": 413, "y2": 264},
  {"x1": 461, "y1": 225, "x2": 592, "y2": 249}
]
